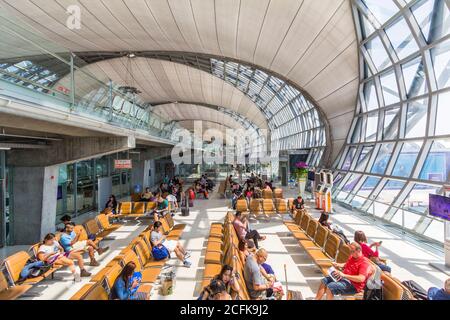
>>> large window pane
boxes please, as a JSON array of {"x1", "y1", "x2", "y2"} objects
[
  {"x1": 363, "y1": 80, "x2": 379, "y2": 111},
  {"x1": 56, "y1": 164, "x2": 75, "y2": 222},
  {"x1": 363, "y1": 0, "x2": 400, "y2": 25},
  {"x1": 365, "y1": 35, "x2": 392, "y2": 72},
  {"x1": 380, "y1": 68, "x2": 400, "y2": 105},
  {"x1": 431, "y1": 38, "x2": 450, "y2": 89},
  {"x1": 76, "y1": 160, "x2": 95, "y2": 213},
  {"x1": 385, "y1": 17, "x2": 420, "y2": 60},
  {"x1": 365, "y1": 112, "x2": 379, "y2": 141},
  {"x1": 435, "y1": 91, "x2": 450, "y2": 136},
  {"x1": 342, "y1": 147, "x2": 358, "y2": 170},
  {"x1": 402, "y1": 56, "x2": 428, "y2": 98},
  {"x1": 376, "y1": 179, "x2": 406, "y2": 204},
  {"x1": 359, "y1": 10, "x2": 376, "y2": 39},
  {"x1": 402, "y1": 183, "x2": 441, "y2": 214},
  {"x1": 383, "y1": 106, "x2": 400, "y2": 140},
  {"x1": 420, "y1": 139, "x2": 450, "y2": 181},
  {"x1": 405, "y1": 98, "x2": 428, "y2": 138},
  {"x1": 412, "y1": 0, "x2": 450, "y2": 44},
  {"x1": 392, "y1": 141, "x2": 423, "y2": 178},
  {"x1": 355, "y1": 146, "x2": 375, "y2": 171},
  {"x1": 371, "y1": 143, "x2": 395, "y2": 174},
  {"x1": 423, "y1": 219, "x2": 445, "y2": 242},
  {"x1": 358, "y1": 176, "x2": 381, "y2": 198}
]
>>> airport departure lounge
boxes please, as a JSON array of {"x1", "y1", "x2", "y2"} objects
[{"x1": 0, "y1": 0, "x2": 449, "y2": 303}]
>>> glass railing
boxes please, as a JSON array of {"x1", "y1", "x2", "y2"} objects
[{"x1": 0, "y1": 9, "x2": 178, "y2": 142}]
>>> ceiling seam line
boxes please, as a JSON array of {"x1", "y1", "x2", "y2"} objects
[{"x1": 286, "y1": 0, "x2": 347, "y2": 76}]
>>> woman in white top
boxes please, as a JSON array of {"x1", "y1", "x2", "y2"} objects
[{"x1": 37, "y1": 233, "x2": 81, "y2": 282}]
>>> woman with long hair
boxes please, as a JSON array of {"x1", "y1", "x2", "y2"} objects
[
  {"x1": 199, "y1": 264, "x2": 240, "y2": 300},
  {"x1": 354, "y1": 230, "x2": 391, "y2": 274},
  {"x1": 112, "y1": 262, "x2": 149, "y2": 300}
]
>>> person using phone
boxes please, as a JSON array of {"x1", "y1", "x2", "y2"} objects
[
  {"x1": 199, "y1": 265, "x2": 240, "y2": 300},
  {"x1": 354, "y1": 230, "x2": 391, "y2": 274},
  {"x1": 112, "y1": 262, "x2": 149, "y2": 300},
  {"x1": 315, "y1": 242, "x2": 372, "y2": 300}
]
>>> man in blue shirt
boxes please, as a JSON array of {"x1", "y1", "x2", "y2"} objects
[
  {"x1": 428, "y1": 279, "x2": 450, "y2": 300},
  {"x1": 60, "y1": 222, "x2": 109, "y2": 267}
]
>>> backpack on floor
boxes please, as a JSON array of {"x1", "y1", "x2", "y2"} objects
[
  {"x1": 401, "y1": 280, "x2": 428, "y2": 300},
  {"x1": 364, "y1": 287, "x2": 383, "y2": 300}
]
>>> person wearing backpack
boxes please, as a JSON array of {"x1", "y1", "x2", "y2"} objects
[
  {"x1": 37, "y1": 233, "x2": 83, "y2": 282},
  {"x1": 150, "y1": 221, "x2": 192, "y2": 267}
]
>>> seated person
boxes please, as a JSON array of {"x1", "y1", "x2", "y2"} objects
[
  {"x1": 354, "y1": 230, "x2": 391, "y2": 274},
  {"x1": 244, "y1": 248, "x2": 274, "y2": 300},
  {"x1": 112, "y1": 262, "x2": 149, "y2": 300},
  {"x1": 153, "y1": 196, "x2": 169, "y2": 220},
  {"x1": 318, "y1": 211, "x2": 332, "y2": 229},
  {"x1": 60, "y1": 222, "x2": 109, "y2": 267},
  {"x1": 104, "y1": 194, "x2": 117, "y2": 215},
  {"x1": 166, "y1": 193, "x2": 178, "y2": 213},
  {"x1": 59, "y1": 215, "x2": 73, "y2": 232},
  {"x1": 233, "y1": 211, "x2": 266, "y2": 249},
  {"x1": 203, "y1": 279, "x2": 232, "y2": 300},
  {"x1": 253, "y1": 187, "x2": 262, "y2": 199},
  {"x1": 150, "y1": 221, "x2": 191, "y2": 267},
  {"x1": 140, "y1": 188, "x2": 153, "y2": 202},
  {"x1": 199, "y1": 265, "x2": 240, "y2": 300},
  {"x1": 195, "y1": 183, "x2": 209, "y2": 199},
  {"x1": 428, "y1": 278, "x2": 450, "y2": 300},
  {"x1": 293, "y1": 195, "x2": 305, "y2": 211},
  {"x1": 37, "y1": 233, "x2": 88, "y2": 282},
  {"x1": 315, "y1": 242, "x2": 372, "y2": 300}
]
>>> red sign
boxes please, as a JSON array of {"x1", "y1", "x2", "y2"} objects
[
  {"x1": 56, "y1": 85, "x2": 70, "y2": 95},
  {"x1": 114, "y1": 159, "x2": 132, "y2": 169}
]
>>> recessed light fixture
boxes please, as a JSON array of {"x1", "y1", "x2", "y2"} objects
[{"x1": 128, "y1": 53, "x2": 136, "y2": 58}]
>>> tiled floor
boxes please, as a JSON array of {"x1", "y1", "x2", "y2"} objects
[{"x1": 2, "y1": 185, "x2": 448, "y2": 300}]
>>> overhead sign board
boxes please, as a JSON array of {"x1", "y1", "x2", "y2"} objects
[{"x1": 114, "y1": 159, "x2": 132, "y2": 169}]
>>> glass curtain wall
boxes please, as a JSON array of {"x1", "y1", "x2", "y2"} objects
[
  {"x1": 55, "y1": 153, "x2": 131, "y2": 225},
  {"x1": 332, "y1": 0, "x2": 450, "y2": 243}
]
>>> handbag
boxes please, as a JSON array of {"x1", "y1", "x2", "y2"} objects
[{"x1": 152, "y1": 245, "x2": 170, "y2": 261}]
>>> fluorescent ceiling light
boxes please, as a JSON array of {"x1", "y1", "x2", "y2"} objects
[{"x1": 0, "y1": 147, "x2": 11, "y2": 150}]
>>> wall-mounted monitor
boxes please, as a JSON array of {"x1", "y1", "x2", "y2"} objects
[{"x1": 429, "y1": 194, "x2": 450, "y2": 222}]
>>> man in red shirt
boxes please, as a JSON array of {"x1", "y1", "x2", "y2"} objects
[{"x1": 315, "y1": 242, "x2": 373, "y2": 300}]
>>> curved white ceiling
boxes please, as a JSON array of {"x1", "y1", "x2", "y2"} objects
[
  {"x1": 56, "y1": 57, "x2": 269, "y2": 130},
  {"x1": 153, "y1": 103, "x2": 247, "y2": 132},
  {"x1": 0, "y1": 0, "x2": 359, "y2": 159}
]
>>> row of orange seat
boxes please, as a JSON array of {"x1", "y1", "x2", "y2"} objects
[
  {"x1": 70, "y1": 214, "x2": 185, "y2": 300},
  {"x1": 201, "y1": 211, "x2": 250, "y2": 300},
  {"x1": 285, "y1": 209, "x2": 416, "y2": 300},
  {"x1": 236, "y1": 198, "x2": 294, "y2": 216},
  {"x1": 0, "y1": 213, "x2": 120, "y2": 300}
]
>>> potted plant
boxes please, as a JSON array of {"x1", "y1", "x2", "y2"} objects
[{"x1": 293, "y1": 162, "x2": 309, "y2": 196}]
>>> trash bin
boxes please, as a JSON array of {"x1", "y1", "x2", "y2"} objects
[{"x1": 160, "y1": 271, "x2": 176, "y2": 296}]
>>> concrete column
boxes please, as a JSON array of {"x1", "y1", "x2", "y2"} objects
[
  {"x1": 12, "y1": 165, "x2": 59, "y2": 245},
  {"x1": 148, "y1": 160, "x2": 156, "y2": 188},
  {"x1": 131, "y1": 160, "x2": 150, "y2": 192}
]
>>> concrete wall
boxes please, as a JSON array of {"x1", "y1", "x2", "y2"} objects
[{"x1": 12, "y1": 165, "x2": 59, "y2": 244}]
